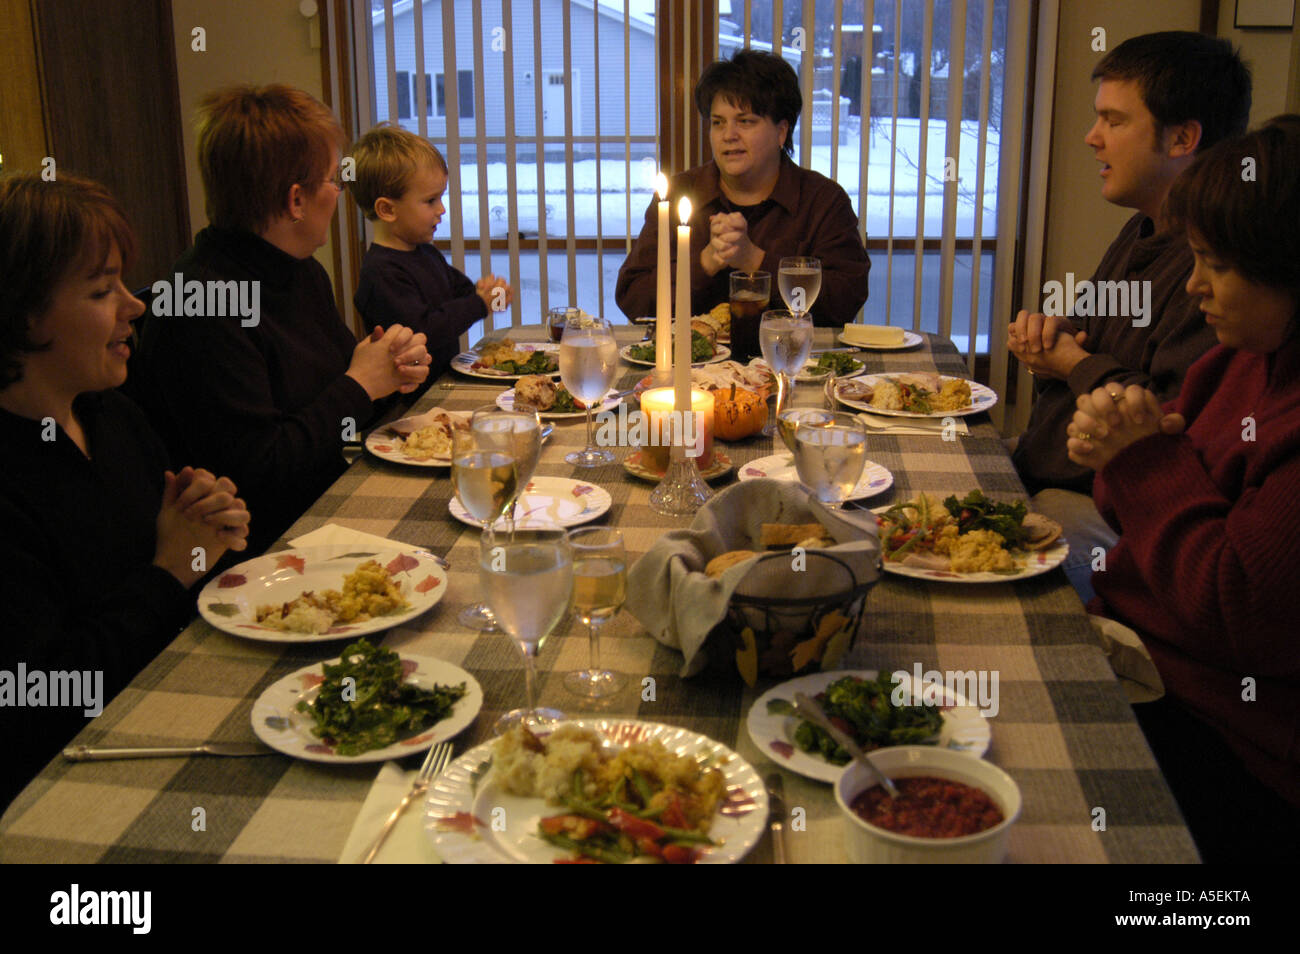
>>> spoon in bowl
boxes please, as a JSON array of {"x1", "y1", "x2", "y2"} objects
[{"x1": 793, "y1": 691, "x2": 900, "y2": 799}]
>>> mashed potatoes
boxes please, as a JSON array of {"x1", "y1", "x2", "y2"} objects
[{"x1": 255, "y1": 560, "x2": 409, "y2": 633}]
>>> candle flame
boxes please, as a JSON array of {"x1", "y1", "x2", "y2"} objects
[
  {"x1": 677, "y1": 196, "x2": 692, "y2": 223},
  {"x1": 656, "y1": 173, "x2": 668, "y2": 200}
]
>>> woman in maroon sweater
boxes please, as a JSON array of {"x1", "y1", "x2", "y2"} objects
[{"x1": 1066, "y1": 116, "x2": 1300, "y2": 860}]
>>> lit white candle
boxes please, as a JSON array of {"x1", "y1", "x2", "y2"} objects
[
  {"x1": 655, "y1": 173, "x2": 671, "y2": 377},
  {"x1": 674, "y1": 196, "x2": 693, "y2": 419}
]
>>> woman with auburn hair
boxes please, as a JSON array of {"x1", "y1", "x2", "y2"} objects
[
  {"x1": 0, "y1": 173, "x2": 251, "y2": 811},
  {"x1": 1067, "y1": 116, "x2": 1300, "y2": 860},
  {"x1": 136, "y1": 84, "x2": 430, "y2": 554}
]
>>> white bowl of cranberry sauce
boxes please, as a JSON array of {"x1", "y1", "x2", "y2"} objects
[{"x1": 834, "y1": 746, "x2": 1022, "y2": 864}]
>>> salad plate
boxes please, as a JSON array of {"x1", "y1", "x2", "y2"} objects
[
  {"x1": 448, "y1": 476, "x2": 612, "y2": 530},
  {"x1": 747, "y1": 670, "x2": 991, "y2": 783},
  {"x1": 738, "y1": 454, "x2": 893, "y2": 501},
  {"x1": 251, "y1": 652, "x2": 482, "y2": 764}
]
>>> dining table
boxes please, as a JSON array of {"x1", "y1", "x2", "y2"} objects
[{"x1": 0, "y1": 325, "x2": 1200, "y2": 864}]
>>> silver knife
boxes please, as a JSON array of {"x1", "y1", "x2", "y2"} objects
[
  {"x1": 63, "y1": 742, "x2": 274, "y2": 761},
  {"x1": 765, "y1": 772, "x2": 788, "y2": 864}
]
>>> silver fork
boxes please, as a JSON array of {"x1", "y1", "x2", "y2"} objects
[{"x1": 357, "y1": 740, "x2": 453, "y2": 864}]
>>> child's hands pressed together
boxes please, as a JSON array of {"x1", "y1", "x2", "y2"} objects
[{"x1": 476, "y1": 275, "x2": 513, "y2": 311}]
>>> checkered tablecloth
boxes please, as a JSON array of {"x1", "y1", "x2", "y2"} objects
[{"x1": 0, "y1": 328, "x2": 1199, "y2": 863}]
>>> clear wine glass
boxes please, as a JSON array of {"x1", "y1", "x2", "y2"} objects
[
  {"x1": 792, "y1": 411, "x2": 869, "y2": 509},
  {"x1": 480, "y1": 528, "x2": 572, "y2": 734},
  {"x1": 777, "y1": 406, "x2": 835, "y2": 457},
  {"x1": 451, "y1": 418, "x2": 518, "y2": 630},
  {"x1": 562, "y1": 527, "x2": 628, "y2": 698},
  {"x1": 778, "y1": 256, "x2": 822, "y2": 322},
  {"x1": 472, "y1": 404, "x2": 541, "y2": 535},
  {"x1": 759, "y1": 309, "x2": 813, "y2": 435},
  {"x1": 560, "y1": 314, "x2": 619, "y2": 467}
]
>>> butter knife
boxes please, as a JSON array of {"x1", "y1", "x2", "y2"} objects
[
  {"x1": 63, "y1": 742, "x2": 274, "y2": 761},
  {"x1": 765, "y1": 772, "x2": 788, "y2": 864}
]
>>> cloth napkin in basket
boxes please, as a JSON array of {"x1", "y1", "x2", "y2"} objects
[{"x1": 625, "y1": 479, "x2": 881, "y2": 676}]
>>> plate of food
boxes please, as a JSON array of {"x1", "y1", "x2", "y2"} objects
[
  {"x1": 837, "y1": 327, "x2": 924, "y2": 351},
  {"x1": 796, "y1": 351, "x2": 869, "y2": 382},
  {"x1": 738, "y1": 453, "x2": 893, "y2": 501},
  {"x1": 835, "y1": 373, "x2": 997, "y2": 418},
  {"x1": 424, "y1": 719, "x2": 767, "y2": 863},
  {"x1": 620, "y1": 332, "x2": 731, "y2": 367},
  {"x1": 448, "y1": 476, "x2": 612, "y2": 530},
  {"x1": 250, "y1": 638, "x2": 482, "y2": 763},
  {"x1": 366, "y1": 411, "x2": 554, "y2": 468},
  {"x1": 451, "y1": 339, "x2": 561, "y2": 379},
  {"x1": 747, "y1": 670, "x2": 991, "y2": 783},
  {"x1": 199, "y1": 546, "x2": 448, "y2": 642},
  {"x1": 365, "y1": 408, "x2": 469, "y2": 466},
  {"x1": 497, "y1": 376, "x2": 624, "y2": 419},
  {"x1": 875, "y1": 491, "x2": 1068, "y2": 582}
]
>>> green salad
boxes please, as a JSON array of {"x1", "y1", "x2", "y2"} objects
[
  {"x1": 767, "y1": 673, "x2": 943, "y2": 765},
  {"x1": 802, "y1": 351, "x2": 863, "y2": 377},
  {"x1": 296, "y1": 638, "x2": 467, "y2": 755},
  {"x1": 627, "y1": 330, "x2": 714, "y2": 363},
  {"x1": 492, "y1": 351, "x2": 558, "y2": 375},
  {"x1": 550, "y1": 384, "x2": 581, "y2": 413}
]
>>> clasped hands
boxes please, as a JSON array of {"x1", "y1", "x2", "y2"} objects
[
  {"x1": 154, "y1": 466, "x2": 251, "y2": 585},
  {"x1": 1067, "y1": 384, "x2": 1187, "y2": 470},
  {"x1": 357, "y1": 324, "x2": 431, "y2": 397},
  {"x1": 1007, "y1": 310, "x2": 1090, "y2": 381},
  {"x1": 701, "y1": 212, "x2": 764, "y2": 275}
]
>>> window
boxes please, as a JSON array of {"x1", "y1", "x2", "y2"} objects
[{"x1": 430, "y1": 70, "x2": 474, "y2": 119}]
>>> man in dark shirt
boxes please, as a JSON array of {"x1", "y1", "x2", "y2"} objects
[
  {"x1": 616, "y1": 50, "x2": 869, "y2": 326},
  {"x1": 349, "y1": 125, "x2": 511, "y2": 380},
  {"x1": 1007, "y1": 32, "x2": 1250, "y2": 601}
]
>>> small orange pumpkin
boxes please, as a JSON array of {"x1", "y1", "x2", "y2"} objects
[{"x1": 713, "y1": 384, "x2": 766, "y2": 440}]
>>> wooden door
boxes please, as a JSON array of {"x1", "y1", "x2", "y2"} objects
[{"x1": 0, "y1": 0, "x2": 190, "y2": 289}]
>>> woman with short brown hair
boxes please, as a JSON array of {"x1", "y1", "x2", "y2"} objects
[
  {"x1": 0, "y1": 173, "x2": 251, "y2": 810},
  {"x1": 136, "y1": 84, "x2": 431, "y2": 553}
]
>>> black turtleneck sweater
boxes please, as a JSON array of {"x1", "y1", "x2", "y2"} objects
[
  {"x1": 354, "y1": 243, "x2": 487, "y2": 382},
  {"x1": 0, "y1": 390, "x2": 193, "y2": 811},
  {"x1": 135, "y1": 227, "x2": 375, "y2": 553}
]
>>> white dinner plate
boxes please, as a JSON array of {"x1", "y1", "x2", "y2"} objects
[
  {"x1": 364, "y1": 409, "x2": 469, "y2": 467},
  {"x1": 746, "y1": 670, "x2": 992, "y2": 783},
  {"x1": 424, "y1": 719, "x2": 768, "y2": 863},
  {"x1": 619, "y1": 343, "x2": 732, "y2": 367},
  {"x1": 448, "y1": 476, "x2": 612, "y2": 530},
  {"x1": 199, "y1": 546, "x2": 448, "y2": 643},
  {"x1": 451, "y1": 342, "x2": 561, "y2": 379},
  {"x1": 495, "y1": 386, "x2": 623, "y2": 419},
  {"x1": 836, "y1": 330, "x2": 924, "y2": 351},
  {"x1": 365, "y1": 414, "x2": 554, "y2": 468},
  {"x1": 873, "y1": 503, "x2": 1071, "y2": 583},
  {"x1": 251, "y1": 652, "x2": 482, "y2": 764},
  {"x1": 835, "y1": 375, "x2": 999, "y2": 419},
  {"x1": 737, "y1": 453, "x2": 894, "y2": 501}
]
